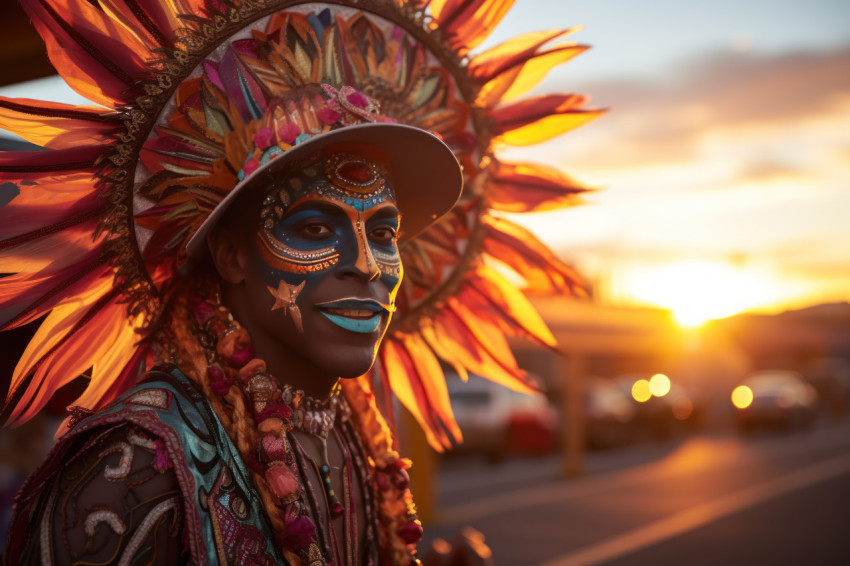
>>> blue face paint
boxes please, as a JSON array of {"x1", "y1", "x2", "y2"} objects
[
  {"x1": 255, "y1": 153, "x2": 402, "y2": 351},
  {"x1": 319, "y1": 311, "x2": 382, "y2": 333}
]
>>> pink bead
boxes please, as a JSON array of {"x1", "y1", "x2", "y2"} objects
[
  {"x1": 397, "y1": 520, "x2": 423, "y2": 544},
  {"x1": 265, "y1": 462, "x2": 299, "y2": 500},
  {"x1": 346, "y1": 90, "x2": 369, "y2": 109},
  {"x1": 277, "y1": 122, "x2": 301, "y2": 145},
  {"x1": 253, "y1": 127, "x2": 274, "y2": 149},
  {"x1": 317, "y1": 107, "x2": 341, "y2": 125},
  {"x1": 243, "y1": 157, "x2": 260, "y2": 176},
  {"x1": 261, "y1": 434, "x2": 288, "y2": 461},
  {"x1": 375, "y1": 472, "x2": 389, "y2": 491},
  {"x1": 230, "y1": 344, "x2": 254, "y2": 367},
  {"x1": 192, "y1": 301, "x2": 216, "y2": 323}
]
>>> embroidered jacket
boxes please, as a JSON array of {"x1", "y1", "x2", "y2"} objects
[{"x1": 5, "y1": 368, "x2": 284, "y2": 565}]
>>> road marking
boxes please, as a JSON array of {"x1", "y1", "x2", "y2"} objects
[
  {"x1": 438, "y1": 427, "x2": 850, "y2": 524},
  {"x1": 438, "y1": 468, "x2": 641, "y2": 525},
  {"x1": 538, "y1": 453, "x2": 850, "y2": 566},
  {"x1": 439, "y1": 438, "x2": 760, "y2": 525}
]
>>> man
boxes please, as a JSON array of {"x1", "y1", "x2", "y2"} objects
[
  {"x1": 2, "y1": 1, "x2": 595, "y2": 563},
  {"x1": 8, "y1": 126, "x2": 461, "y2": 563}
]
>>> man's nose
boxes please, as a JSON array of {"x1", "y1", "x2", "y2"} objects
[{"x1": 341, "y1": 222, "x2": 381, "y2": 281}]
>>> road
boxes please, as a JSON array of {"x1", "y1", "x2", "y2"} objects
[{"x1": 421, "y1": 419, "x2": 850, "y2": 565}]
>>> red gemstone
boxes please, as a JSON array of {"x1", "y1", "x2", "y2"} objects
[{"x1": 337, "y1": 161, "x2": 373, "y2": 185}]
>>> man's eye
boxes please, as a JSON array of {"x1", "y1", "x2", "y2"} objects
[
  {"x1": 370, "y1": 226, "x2": 398, "y2": 243},
  {"x1": 298, "y1": 222, "x2": 333, "y2": 239}
]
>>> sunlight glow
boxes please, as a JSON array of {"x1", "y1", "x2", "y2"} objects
[
  {"x1": 616, "y1": 260, "x2": 795, "y2": 326},
  {"x1": 731, "y1": 385, "x2": 754, "y2": 409}
]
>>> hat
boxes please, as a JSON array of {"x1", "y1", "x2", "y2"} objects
[
  {"x1": 2, "y1": 0, "x2": 600, "y2": 447},
  {"x1": 185, "y1": 119, "x2": 463, "y2": 258}
]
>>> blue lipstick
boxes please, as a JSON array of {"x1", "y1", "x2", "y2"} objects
[
  {"x1": 315, "y1": 298, "x2": 392, "y2": 334},
  {"x1": 320, "y1": 311, "x2": 382, "y2": 333}
]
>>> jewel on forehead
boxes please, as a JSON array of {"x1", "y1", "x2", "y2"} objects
[{"x1": 337, "y1": 161, "x2": 375, "y2": 186}]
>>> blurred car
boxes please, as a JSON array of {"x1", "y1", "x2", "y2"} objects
[
  {"x1": 613, "y1": 373, "x2": 701, "y2": 440},
  {"x1": 732, "y1": 371, "x2": 818, "y2": 433},
  {"x1": 447, "y1": 375, "x2": 557, "y2": 461},
  {"x1": 584, "y1": 377, "x2": 636, "y2": 449},
  {"x1": 804, "y1": 357, "x2": 850, "y2": 421}
]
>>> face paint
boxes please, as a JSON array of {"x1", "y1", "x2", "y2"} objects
[
  {"x1": 255, "y1": 153, "x2": 402, "y2": 338},
  {"x1": 267, "y1": 279, "x2": 306, "y2": 332}
]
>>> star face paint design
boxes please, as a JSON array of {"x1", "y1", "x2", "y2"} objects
[
  {"x1": 267, "y1": 280, "x2": 306, "y2": 332},
  {"x1": 254, "y1": 153, "x2": 402, "y2": 345}
]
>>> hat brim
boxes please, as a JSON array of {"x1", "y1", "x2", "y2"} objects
[{"x1": 185, "y1": 122, "x2": 463, "y2": 259}]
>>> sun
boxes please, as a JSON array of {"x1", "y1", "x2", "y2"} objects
[{"x1": 622, "y1": 260, "x2": 782, "y2": 326}]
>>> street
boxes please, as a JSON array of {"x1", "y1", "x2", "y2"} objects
[{"x1": 422, "y1": 420, "x2": 850, "y2": 565}]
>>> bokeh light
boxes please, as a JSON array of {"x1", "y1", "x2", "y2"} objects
[
  {"x1": 731, "y1": 385, "x2": 754, "y2": 409},
  {"x1": 672, "y1": 397, "x2": 693, "y2": 421},
  {"x1": 632, "y1": 379, "x2": 652, "y2": 402},
  {"x1": 649, "y1": 373, "x2": 671, "y2": 397}
]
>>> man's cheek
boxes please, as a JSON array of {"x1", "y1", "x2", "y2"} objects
[
  {"x1": 381, "y1": 262, "x2": 403, "y2": 302},
  {"x1": 375, "y1": 244, "x2": 401, "y2": 285},
  {"x1": 259, "y1": 262, "x2": 323, "y2": 334}
]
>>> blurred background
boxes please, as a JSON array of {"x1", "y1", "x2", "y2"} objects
[{"x1": 1, "y1": 0, "x2": 849, "y2": 564}]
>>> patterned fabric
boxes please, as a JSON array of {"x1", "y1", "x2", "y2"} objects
[{"x1": 5, "y1": 368, "x2": 284, "y2": 565}]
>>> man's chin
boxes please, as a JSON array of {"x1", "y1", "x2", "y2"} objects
[{"x1": 318, "y1": 346, "x2": 379, "y2": 379}]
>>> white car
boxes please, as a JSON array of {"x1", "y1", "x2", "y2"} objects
[{"x1": 447, "y1": 374, "x2": 557, "y2": 461}]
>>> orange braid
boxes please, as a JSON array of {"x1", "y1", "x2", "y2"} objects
[
  {"x1": 158, "y1": 279, "x2": 418, "y2": 563},
  {"x1": 163, "y1": 287, "x2": 289, "y2": 538},
  {"x1": 341, "y1": 376, "x2": 421, "y2": 563}
]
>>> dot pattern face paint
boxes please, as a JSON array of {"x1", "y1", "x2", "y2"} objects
[{"x1": 256, "y1": 153, "x2": 402, "y2": 335}]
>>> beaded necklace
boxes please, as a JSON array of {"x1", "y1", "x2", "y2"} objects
[
  {"x1": 158, "y1": 279, "x2": 422, "y2": 564},
  {"x1": 286, "y1": 383, "x2": 347, "y2": 517}
]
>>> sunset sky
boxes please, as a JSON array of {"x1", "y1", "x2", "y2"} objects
[
  {"x1": 488, "y1": 0, "x2": 850, "y2": 322},
  {"x1": 1, "y1": 0, "x2": 848, "y2": 324}
]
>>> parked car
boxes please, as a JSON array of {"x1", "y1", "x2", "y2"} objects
[
  {"x1": 732, "y1": 371, "x2": 818, "y2": 433},
  {"x1": 612, "y1": 373, "x2": 701, "y2": 440},
  {"x1": 447, "y1": 375, "x2": 557, "y2": 461},
  {"x1": 804, "y1": 357, "x2": 850, "y2": 421},
  {"x1": 584, "y1": 377, "x2": 636, "y2": 449}
]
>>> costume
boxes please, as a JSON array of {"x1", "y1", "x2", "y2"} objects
[
  {"x1": 7, "y1": 368, "x2": 283, "y2": 563},
  {"x1": 1, "y1": 1, "x2": 598, "y2": 564}
]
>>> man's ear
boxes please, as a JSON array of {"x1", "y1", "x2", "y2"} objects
[{"x1": 207, "y1": 228, "x2": 248, "y2": 285}]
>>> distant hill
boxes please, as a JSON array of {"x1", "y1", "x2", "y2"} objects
[{"x1": 711, "y1": 302, "x2": 850, "y2": 366}]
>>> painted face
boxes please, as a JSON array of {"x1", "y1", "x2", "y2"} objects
[{"x1": 247, "y1": 152, "x2": 402, "y2": 378}]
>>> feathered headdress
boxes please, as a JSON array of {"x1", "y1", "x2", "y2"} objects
[{"x1": 1, "y1": 0, "x2": 600, "y2": 448}]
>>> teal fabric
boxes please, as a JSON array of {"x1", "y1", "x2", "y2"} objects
[
  {"x1": 5, "y1": 366, "x2": 292, "y2": 564},
  {"x1": 35, "y1": 367, "x2": 285, "y2": 565},
  {"x1": 115, "y1": 367, "x2": 283, "y2": 563}
]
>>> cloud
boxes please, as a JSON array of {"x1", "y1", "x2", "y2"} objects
[
  {"x1": 563, "y1": 45, "x2": 850, "y2": 170},
  {"x1": 733, "y1": 160, "x2": 809, "y2": 184}
]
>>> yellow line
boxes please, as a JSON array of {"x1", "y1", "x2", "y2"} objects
[{"x1": 538, "y1": 454, "x2": 850, "y2": 566}]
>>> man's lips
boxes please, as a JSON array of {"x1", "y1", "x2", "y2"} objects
[
  {"x1": 314, "y1": 298, "x2": 395, "y2": 333},
  {"x1": 314, "y1": 298, "x2": 395, "y2": 316},
  {"x1": 313, "y1": 298, "x2": 394, "y2": 334}
]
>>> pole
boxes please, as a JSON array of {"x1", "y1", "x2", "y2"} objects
[
  {"x1": 401, "y1": 407, "x2": 438, "y2": 523},
  {"x1": 561, "y1": 353, "x2": 586, "y2": 478}
]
